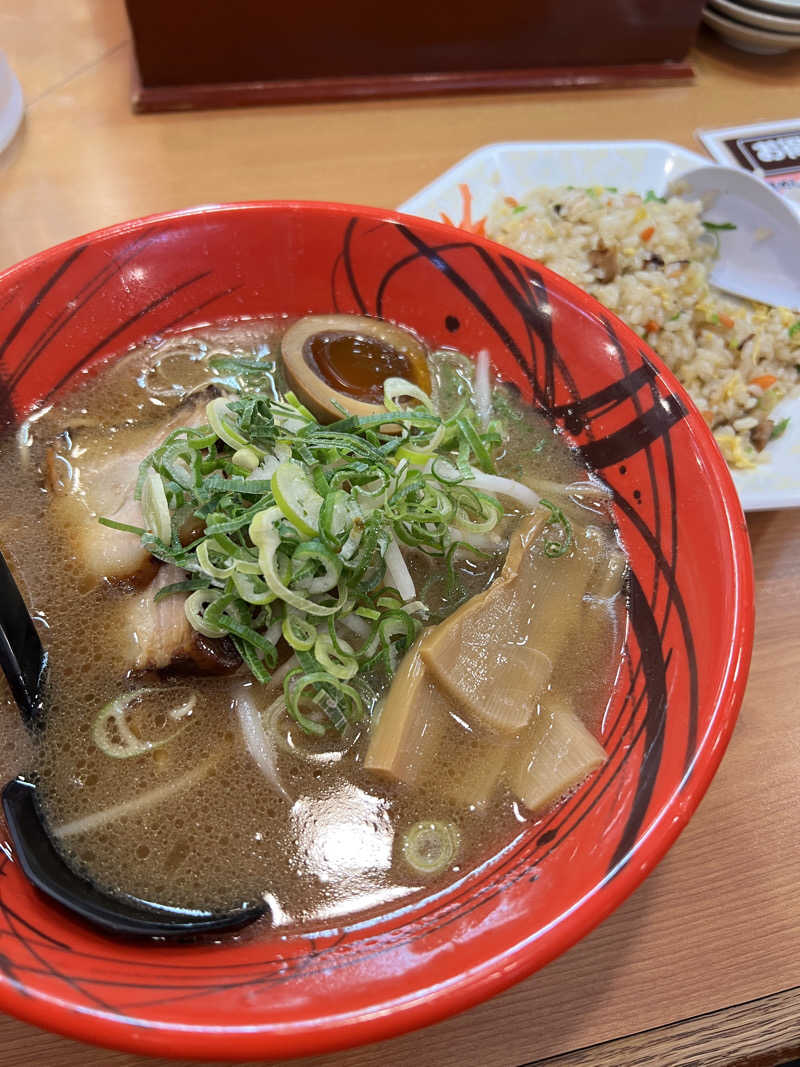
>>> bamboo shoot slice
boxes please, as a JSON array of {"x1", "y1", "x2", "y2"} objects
[
  {"x1": 507, "y1": 699, "x2": 607, "y2": 813},
  {"x1": 421, "y1": 514, "x2": 597, "y2": 734},
  {"x1": 422, "y1": 628, "x2": 550, "y2": 734},
  {"x1": 364, "y1": 642, "x2": 509, "y2": 805},
  {"x1": 363, "y1": 642, "x2": 446, "y2": 786}
]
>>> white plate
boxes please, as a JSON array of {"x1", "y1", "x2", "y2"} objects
[
  {"x1": 702, "y1": 6, "x2": 800, "y2": 51},
  {"x1": 710, "y1": 0, "x2": 800, "y2": 30},
  {"x1": 399, "y1": 140, "x2": 800, "y2": 512}
]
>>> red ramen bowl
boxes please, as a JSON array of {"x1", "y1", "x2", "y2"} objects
[{"x1": 0, "y1": 203, "x2": 753, "y2": 1060}]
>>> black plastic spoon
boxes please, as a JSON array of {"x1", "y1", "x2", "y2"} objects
[
  {"x1": 0, "y1": 549, "x2": 266, "y2": 939},
  {"x1": 0, "y1": 550, "x2": 46, "y2": 726}
]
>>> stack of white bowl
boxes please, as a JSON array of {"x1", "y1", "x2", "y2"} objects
[{"x1": 703, "y1": 0, "x2": 800, "y2": 53}]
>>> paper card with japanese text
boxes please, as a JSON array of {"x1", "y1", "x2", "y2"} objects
[{"x1": 698, "y1": 119, "x2": 800, "y2": 214}]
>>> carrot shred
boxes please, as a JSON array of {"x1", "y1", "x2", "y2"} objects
[
  {"x1": 453, "y1": 183, "x2": 488, "y2": 236},
  {"x1": 719, "y1": 313, "x2": 735, "y2": 329},
  {"x1": 749, "y1": 374, "x2": 777, "y2": 390},
  {"x1": 504, "y1": 195, "x2": 519, "y2": 208},
  {"x1": 700, "y1": 409, "x2": 714, "y2": 424},
  {"x1": 440, "y1": 212, "x2": 455, "y2": 227},
  {"x1": 459, "y1": 183, "x2": 473, "y2": 229},
  {"x1": 645, "y1": 319, "x2": 661, "y2": 334},
  {"x1": 640, "y1": 226, "x2": 655, "y2": 242}
]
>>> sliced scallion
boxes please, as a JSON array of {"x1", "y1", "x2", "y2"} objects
[
  {"x1": 402, "y1": 820, "x2": 460, "y2": 875},
  {"x1": 106, "y1": 367, "x2": 516, "y2": 737},
  {"x1": 540, "y1": 499, "x2": 573, "y2": 558},
  {"x1": 93, "y1": 688, "x2": 194, "y2": 759},
  {"x1": 140, "y1": 468, "x2": 171, "y2": 543}
]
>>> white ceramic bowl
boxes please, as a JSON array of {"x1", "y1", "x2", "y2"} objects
[
  {"x1": 738, "y1": 0, "x2": 800, "y2": 13},
  {"x1": 710, "y1": 0, "x2": 800, "y2": 31},
  {"x1": 703, "y1": 4, "x2": 800, "y2": 50}
]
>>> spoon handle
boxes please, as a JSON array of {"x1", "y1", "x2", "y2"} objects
[{"x1": 0, "y1": 549, "x2": 46, "y2": 722}]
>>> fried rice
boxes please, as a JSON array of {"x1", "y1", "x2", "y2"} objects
[{"x1": 486, "y1": 186, "x2": 800, "y2": 469}]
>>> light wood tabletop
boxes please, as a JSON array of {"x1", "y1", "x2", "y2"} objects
[{"x1": 0, "y1": 3, "x2": 799, "y2": 1065}]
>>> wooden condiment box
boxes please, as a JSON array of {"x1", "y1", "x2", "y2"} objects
[{"x1": 126, "y1": 0, "x2": 705, "y2": 112}]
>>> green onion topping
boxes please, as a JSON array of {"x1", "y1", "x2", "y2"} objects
[
  {"x1": 402, "y1": 819, "x2": 461, "y2": 875},
  {"x1": 93, "y1": 688, "x2": 195, "y2": 759},
  {"x1": 771, "y1": 417, "x2": 790, "y2": 441},
  {"x1": 539, "y1": 498, "x2": 573, "y2": 558},
  {"x1": 116, "y1": 378, "x2": 507, "y2": 736}
]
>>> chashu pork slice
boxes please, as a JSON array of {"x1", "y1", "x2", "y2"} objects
[
  {"x1": 125, "y1": 564, "x2": 240, "y2": 674},
  {"x1": 45, "y1": 396, "x2": 212, "y2": 588}
]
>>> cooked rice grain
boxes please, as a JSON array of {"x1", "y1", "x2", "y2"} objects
[{"x1": 487, "y1": 187, "x2": 800, "y2": 469}]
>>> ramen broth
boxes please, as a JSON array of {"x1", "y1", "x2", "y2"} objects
[{"x1": 0, "y1": 320, "x2": 625, "y2": 928}]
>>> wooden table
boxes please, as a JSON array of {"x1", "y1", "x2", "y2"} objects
[{"x1": 1, "y1": 4, "x2": 799, "y2": 1064}]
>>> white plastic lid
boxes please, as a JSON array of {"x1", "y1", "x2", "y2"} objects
[{"x1": 0, "y1": 51, "x2": 23, "y2": 154}]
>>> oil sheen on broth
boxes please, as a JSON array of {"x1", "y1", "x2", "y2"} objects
[{"x1": 0, "y1": 319, "x2": 626, "y2": 929}]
